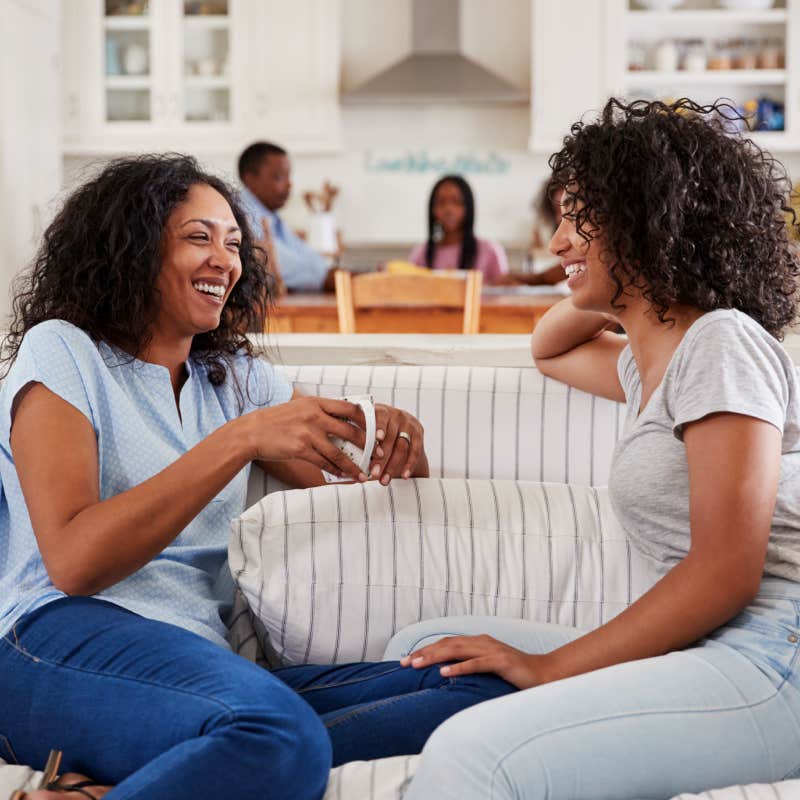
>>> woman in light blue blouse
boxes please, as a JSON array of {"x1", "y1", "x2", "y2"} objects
[{"x1": 0, "y1": 155, "x2": 515, "y2": 800}]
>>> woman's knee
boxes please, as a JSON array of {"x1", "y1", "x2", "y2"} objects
[
  {"x1": 407, "y1": 711, "x2": 514, "y2": 800},
  {"x1": 383, "y1": 618, "x2": 476, "y2": 660},
  {"x1": 212, "y1": 676, "x2": 332, "y2": 797},
  {"x1": 406, "y1": 700, "x2": 544, "y2": 800}
]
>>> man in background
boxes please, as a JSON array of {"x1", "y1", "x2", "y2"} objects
[{"x1": 238, "y1": 141, "x2": 337, "y2": 292}]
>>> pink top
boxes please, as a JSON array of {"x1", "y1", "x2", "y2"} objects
[{"x1": 408, "y1": 238, "x2": 509, "y2": 285}]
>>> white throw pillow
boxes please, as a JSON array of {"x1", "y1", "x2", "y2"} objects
[{"x1": 229, "y1": 478, "x2": 654, "y2": 666}]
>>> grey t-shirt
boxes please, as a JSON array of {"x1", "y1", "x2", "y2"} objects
[{"x1": 609, "y1": 308, "x2": 800, "y2": 581}]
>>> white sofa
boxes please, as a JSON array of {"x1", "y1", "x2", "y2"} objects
[{"x1": 3, "y1": 360, "x2": 799, "y2": 800}]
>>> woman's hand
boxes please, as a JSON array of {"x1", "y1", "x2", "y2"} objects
[
  {"x1": 369, "y1": 404, "x2": 428, "y2": 484},
  {"x1": 400, "y1": 634, "x2": 552, "y2": 690},
  {"x1": 246, "y1": 396, "x2": 371, "y2": 481}
]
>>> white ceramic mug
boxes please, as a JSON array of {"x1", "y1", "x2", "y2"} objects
[{"x1": 322, "y1": 394, "x2": 376, "y2": 484}]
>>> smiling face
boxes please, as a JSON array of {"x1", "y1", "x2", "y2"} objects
[
  {"x1": 432, "y1": 180, "x2": 467, "y2": 235},
  {"x1": 548, "y1": 190, "x2": 618, "y2": 312},
  {"x1": 153, "y1": 182, "x2": 243, "y2": 341}
]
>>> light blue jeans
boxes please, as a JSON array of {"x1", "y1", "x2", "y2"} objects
[{"x1": 385, "y1": 578, "x2": 800, "y2": 800}]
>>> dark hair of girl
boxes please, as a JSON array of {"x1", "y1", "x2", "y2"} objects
[
  {"x1": 3, "y1": 153, "x2": 273, "y2": 384},
  {"x1": 424, "y1": 174, "x2": 478, "y2": 271},
  {"x1": 549, "y1": 97, "x2": 799, "y2": 338}
]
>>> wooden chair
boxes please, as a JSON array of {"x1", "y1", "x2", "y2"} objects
[{"x1": 334, "y1": 270, "x2": 482, "y2": 334}]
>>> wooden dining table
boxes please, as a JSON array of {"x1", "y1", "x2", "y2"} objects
[{"x1": 267, "y1": 289, "x2": 565, "y2": 334}]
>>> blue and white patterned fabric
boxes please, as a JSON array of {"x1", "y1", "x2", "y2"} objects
[
  {"x1": 238, "y1": 186, "x2": 329, "y2": 291},
  {"x1": 0, "y1": 319, "x2": 292, "y2": 647}
]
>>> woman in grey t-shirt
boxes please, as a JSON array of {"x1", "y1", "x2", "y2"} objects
[{"x1": 399, "y1": 98, "x2": 800, "y2": 799}]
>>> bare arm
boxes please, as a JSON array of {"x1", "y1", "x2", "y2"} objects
[
  {"x1": 12, "y1": 384, "x2": 370, "y2": 596},
  {"x1": 405, "y1": 412, "x2": 780, "y2": 687},
  {"x1": 538, "y1": 412, "x2": 779, "y2": 681},
  {"x1": 530, "y1": 297, "x2": 626, "y2": 402}
]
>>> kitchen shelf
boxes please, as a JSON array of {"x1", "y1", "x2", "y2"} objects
[
  {"x1": 103, "y1": 16, "x2": 150, "y2": 31},
  {"x1": 104, "y1": 75, "x2": 151, "y2": 88},
  {"x1": 625, "y1": 69, "x2": 787, "y2": 85},
  {"x1": 626, "y1": 9, "x2": 787, "y2": 24},
  {"x1": 183, "y1": 16, "x2": 230, "y2": 30},
  {"x1": 184, "y1": 76, "x2": 230, "y2": 88}
]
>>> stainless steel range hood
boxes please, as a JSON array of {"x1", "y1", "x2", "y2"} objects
[{"x1": 342, "y1": 0, "x2": 527, "y2": 106}]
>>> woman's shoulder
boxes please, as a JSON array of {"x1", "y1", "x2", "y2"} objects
[
  {"x1": 683, "y1": 309, "x2": 790, "y2": 363},
  {"x1": 672, "y1": 309, "x2": 797, "y2": 393},
  {"x1": 17, "y1": 320, "x2": 99, "y2": 366}
]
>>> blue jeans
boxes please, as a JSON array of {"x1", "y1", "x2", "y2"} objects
[
  {"x1": 385, "y1": 579, "x2": 800, "y2": 800},
  {"x1": 0, "y1": 597, "x2": 514, "y2": 800}
]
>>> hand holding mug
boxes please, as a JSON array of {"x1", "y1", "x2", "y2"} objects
[{"x1": 369, "y1": 404, "x2": 426, "y2": 485}]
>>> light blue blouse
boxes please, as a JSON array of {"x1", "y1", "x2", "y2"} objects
[{"x1": 0, "y1": 320, "x2": 293, "y2": 647}]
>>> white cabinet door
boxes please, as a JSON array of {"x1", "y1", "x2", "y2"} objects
[
  {"x1": 62, "y1": 0, "x2": 341, "y2": 155},
  {"x1": 529, "y1": 0, "x2": 606, "y2": 153},
  {"x1": 245, "y1": 0, "x2": 341, "y2": 152}
]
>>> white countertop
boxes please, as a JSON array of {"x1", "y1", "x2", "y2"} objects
[
  {"x1": 251, "y1": 331, "x2": 800, "y2": 368},
  {"x1": 251, "y1": 334, "x2": 534, "y2": 367}
]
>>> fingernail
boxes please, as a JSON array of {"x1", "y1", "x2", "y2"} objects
[
  {"x1": 375, "y1": 447, "x2": 384, "y2": 458},
  {"x1": 358, "y1": 472, "x2": 369, "y2": 482},
  {"x1": 371, "y1": 464, "x2": 381, "y2": 477},
  {"x1": 440, "y1": 666, "x2": 451, "y2": 676},
  {"x1": 381, "y1": 475, "x2": 390, "y2": 485},
  {"x1": 403, "y1": 470, "x2": 411, "y2": 479},
  {"x1": 412, "y1": 656, "x2": 425, "y2": 666},
  {"x1": 376, "y1": 429, "x2": 385, "y2": 440}
]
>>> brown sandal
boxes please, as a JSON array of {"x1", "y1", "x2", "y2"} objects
[{"x1": 10, "y1": 750, "x2": 104, "y2": 800}]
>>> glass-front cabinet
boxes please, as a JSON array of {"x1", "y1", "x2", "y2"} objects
[
  {"x1": 103, "y1": 0, "x2": 154, "y2": 123},
  {"x1": 62, "y1": 0, "x2": 340, "y2": 153}
]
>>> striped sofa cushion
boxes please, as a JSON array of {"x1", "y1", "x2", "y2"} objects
[
  {"x1": 230, "y1": 477, "x2": 657, "y2": 666},
  {"x1": 245, "y1": 364, "x2": 625, "y2": 507},
  {"x1": 324, "y1": 756, "x2": 418, "y2": 800},
  {"x1": 319, "y1": 761, "x2": 800, "y2": 800}
]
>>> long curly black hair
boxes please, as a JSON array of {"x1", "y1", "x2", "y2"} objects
[
  {"x1": 549, "y1": 97, "x2": 800, "y2": 338},
  {"x1": 425, "y1": 174, "x2": 477, "y2": 271},
  {"x1": 4, "y1": 153, "x2": 272, "y2": 383}
]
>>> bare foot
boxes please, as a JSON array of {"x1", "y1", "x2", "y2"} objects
[{"x1": 24, "y1": 772, "x2": 113, "y2": 799}]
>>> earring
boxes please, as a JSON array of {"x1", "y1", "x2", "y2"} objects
[{"x1": 432, "y1": 222, "x2": 444, "y2": 243}]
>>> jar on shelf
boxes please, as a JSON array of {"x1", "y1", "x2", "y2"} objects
[
  {"x1": 731, "y1": 38, "x2": 758, "y2": 70},
  {"x1": 707, "y1": 39, "x2": 733, "y2": 70},
  {"x1": 682, "y1": 39, "x2": 707, "y2": 72},
  {"x1": 628, "y1": 40, "x2": 647, "y2": 71},
  {"x1": 756, "y1": 38, "x2": 783, "y2": 70},
  {"x1": 653, "y1": 39, "x2": 679, "y2": 71}
]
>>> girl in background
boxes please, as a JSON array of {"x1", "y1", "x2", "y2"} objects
[{"x1": 409, "y1": 174, "x2": 509, "y2": 285}]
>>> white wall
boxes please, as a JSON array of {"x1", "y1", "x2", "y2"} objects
[{"x1": 0, "y1": 0, "x2": 63, "y2": 322}]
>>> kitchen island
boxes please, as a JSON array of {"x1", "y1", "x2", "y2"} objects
[{"x1": 267, "y1": 288, "x2": 565, "y2": 334}]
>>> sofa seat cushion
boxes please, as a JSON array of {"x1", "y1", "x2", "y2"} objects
[{"x1": 230, "y1": 478, "x2": 657, "y2": 666}]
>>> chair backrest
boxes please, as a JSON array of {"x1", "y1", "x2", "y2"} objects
[{"x1": 334, "y1": 270, "x2": 482, "y2": 334}]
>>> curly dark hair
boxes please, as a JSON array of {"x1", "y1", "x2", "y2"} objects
[
  {"x1": 4, "y1": 153, "x2": 272, "y2": 384},
  {"x1": 549, "y1": 97, "x2": 800, "y2": 338}
]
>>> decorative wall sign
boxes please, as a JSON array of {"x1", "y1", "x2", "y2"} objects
[{"x1": 364, "y1": 150, "x2": 510, "y2": 175}]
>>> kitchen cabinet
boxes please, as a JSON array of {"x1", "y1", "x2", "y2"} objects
[
  {"x1": 530, "y1": 0, "x2": 800, "y2": 152},
  {"x1": 61, "y1": 0, "x2": 341, "y2": 155}
]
